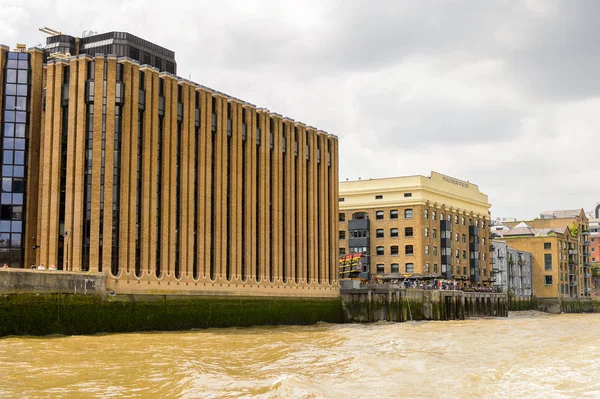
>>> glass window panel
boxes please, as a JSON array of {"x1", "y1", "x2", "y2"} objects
[
  {"x1": 3, "y1": 151, "x2": 13, "y2": 164},
  {"x1": 14, "y1": 124, "x2": 25, "y2": 138},
  {"x1": 13, "y1": 151, "x2": 24, "y2": 165},
  {"x1": 15, "y1": 97, "x2": 27, "y2": 111},
  {"x1": 10, "y1": 233, "x2": 21, "y2": 248},
  {"x1": 2, "y1": 166, "x2": 13, "y2": 177},
  {"x1": 11, "y1": 221, "x2": 22, "y2": 233},
  {"x1": 14, "y1": 139, "x2": 25, "y2": 150},
  {"x1": 6, "y1": 70, "x2": 17, "y2": 83},
  {"x1": 16, "y1": 85, "x2": 27, "y2": 96},
  {"x1": 15, "y1": 112, "x2": 26, "y2": 123},
  {"x1": 18, "y1": 60, "x2": 28, "y2": 69},
  {"x1": 7, "y1": 52, "x2": 17, "y2": 59},
  {"x1": 12, "y1": 193, "x2": 22, "y2": 204},
  {"x1": 3, "y1": 124, "x2": 14, "y2": 137},
  {"x1": 5, "y1": 84, "x2": 17, "y2": 95},
  {"x1": 4, "y1": 112, "x2": 15, "y2": 123},
  {"x1": 0, "y1": 205, "x2": 9, "y2": 219},
  {"x1": 12, "y1": 178, "x2": 23, "y2": 192},
  {"x1": 1, "y1": 193, "x2": 11, "y2": 204},
  {"x1": 6, "y1": 60, "x2": 18, "y2": 68},
  {"x1": 13, "y1": 167, "x2": 24, "y2": 178},
  {"x1": 5, "y1": 96, "x2": 16, "y2": 110},
  {"x1": 18, "y1": 53, "x2": 28, "y2": 60},
  {"x1": 3, "y1": 139, "x2": 14, "y2": 150},
  {"x1": 0, "y1": 178, "x2": 9, "y2": 193},
  {"x1": 11, "y1": 206, "x2": 22, "y2": 220},
  {"x1": 0, "y1": 234, "x2": 9, "y2": 248},
  {"x1": 0, "y1": 221, "x2": 10, "y2": 232},
  {"x1": 17, "y1": 70, "x2": 28, "y2": 84}
]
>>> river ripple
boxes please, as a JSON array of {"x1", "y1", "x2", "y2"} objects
[{"x1": 1, "y1": 312, "x2": 599, "y2": 398}]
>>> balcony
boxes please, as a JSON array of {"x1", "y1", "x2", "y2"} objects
[
  {"x1": 568, "y1": 250, "x2": 578, "y2": 255},
  {"x1": 585, "y1": 273, "x2": 592, "y2": 278},
  {"x1": 582, "y1": 229, "x2": 590, "y2": 236},
  {"x1": 570, "y1": 280, "x2": 578, "y2": 286},
  {"x1": 584, "y1": 241, "x2": 590, "y2": 247},
  {"x1": 586, "y1": 288, "x2": 593, "y2": 293}
]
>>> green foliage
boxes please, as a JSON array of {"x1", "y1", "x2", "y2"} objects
[
  {"x1": 592, "y1": 264, "x2": 600, "y2": 277},
  {"x1": 0, "y1": 294, "x2": 344, "y2": 337},
  {"x1": 569, "y1": 222, "x2": 579, "y2": 236}
]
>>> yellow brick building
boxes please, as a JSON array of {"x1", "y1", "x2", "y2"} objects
[
  {"x1": 496, "y1": 209, "x2": 591, "y2": 299},
  {"x1": 338, "y1": 172, "x2": 492, "y2": 286},
  {"x1": 0, "y1": 44, "x2": 339, "y2": 298}
]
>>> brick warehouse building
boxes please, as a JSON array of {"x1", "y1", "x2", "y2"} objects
[
  {"x1": 0, "y1": 38, "x2": 339, "y2": 298},
  {"x1": 338, "y1": 172, "x2": 493, "y2": 287}
]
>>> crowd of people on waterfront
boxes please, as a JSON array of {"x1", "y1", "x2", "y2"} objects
[{"x1": 373, "y1": 277, "x2": 501, "y2": 293}]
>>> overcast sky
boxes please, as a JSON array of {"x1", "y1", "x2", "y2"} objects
[{"x1": 2, "y1": 0, "x2": 598, "y2": 220}]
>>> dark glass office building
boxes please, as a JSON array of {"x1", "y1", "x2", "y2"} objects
[{"x1": 44, "y1": 31, "x2": 176, "y2": 74}]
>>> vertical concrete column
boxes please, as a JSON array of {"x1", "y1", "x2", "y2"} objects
[
  {"x1": 101, "y1": 57, "x2": 117, "y2": 273},
  {"x1": 71, "y1": 57, "x2": 88, "y2": 271},
  {"x1": 318, "y1": 133, "x2": 329, "y2": 285},
  {"x1": 63, "y1": 58, "x2": 79, "y2": 271},
  {"x1": 197, "y1": 89, "x2": 209, "y2": 280},
  {"x1": 167, "y1": 77, "x2": 178, "y2": 276},
  {"x1": 269, "y1": 115, "x2": 282, "y2": 282},
  {"x1": 143, "y1": 67, "x2": 158, "y2": 277},
  {"x1": 36, "y1": 63, "x2": 48, "y2": 266},
  {"x1": 330, "y1": 136, "x2": 339, "y2": 284},
  {"x1": 45, "y1": 62, "x2": 65, "y2": 268},
  {"x1": 307, "y1": 128, "x2": 318, "y2": 285},
  {"x1": 179, "y1": 83, "x2": 190, "y2": 278},
  {"x1": 231, "y1": 101, "x2": 243, "y2": 281},
  {"x1": 127, "y1": 64, "x2": 140, "y2": 275},
  {"x1": 158, "y1": 75, "x2": 171, "y2": 276},
  {"x1": 246, "y1": 107, "x2": 257, "y2": 282},
  {"x1": 283, "y1": 120, "x2": 295, "y2": 284},
  {"x1": 24, "y1": 50, "x2": 44, "y2": 269},
  {"x1": 185, "y1": 84, "x2": 196, "y2": 279},
  {"x1": 118, "y1": 61, "x2": 133, "y2": 275},
  {"x1": 215, "y1": 95, "x2": 229, "y2": 280},
  {"x1": 296, "y1": 124, "x2": 307, "y2": 283},
  {"x1": 89, "y1": 57, "x2": 105, "y2": 272},
  {"x1": 257, "y1": 110, "x2": 268, "y2": 283}
]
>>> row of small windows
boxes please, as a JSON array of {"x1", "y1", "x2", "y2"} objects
[
  {"x1": 339, "y1": 210, "x2": 487, "y2": 227},
  {"x1": 341, "y1": 228, "x2": 488, "y2": 245},
  {"x1": 376, "y1": 263, "x2": 413, "y2": 273},
  {"x1": 375, "y1": 245, "x2": 414, "y2": 256}
]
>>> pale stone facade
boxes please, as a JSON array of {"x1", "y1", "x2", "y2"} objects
[{"x1": 339, "y1": 173, "x2": 493, "y2": 287}]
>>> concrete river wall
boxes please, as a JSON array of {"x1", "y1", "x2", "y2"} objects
[{"x1": 341, "y1": 286, "x2": 508, "y2": 322}]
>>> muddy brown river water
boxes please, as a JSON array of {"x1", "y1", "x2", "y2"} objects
[{"x1": 1, "y1": 312, "x2": 599, "y2": 398}]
